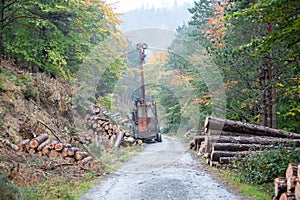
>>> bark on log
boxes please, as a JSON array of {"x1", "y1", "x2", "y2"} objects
[
  {"x1": 37, "y1": 139, "x2": 51, "y2": 151},
  {"x1": 205, "y1": 117, "x2": 300, "y2": 139},
  {"x1": 114, "y1": 131, "x2": 124, "y2": 148},
  {"x1": 219, "y1": 157, "x2": 245, "y2": 165},
  {"x1": 298, "y1": 164, "x2": 300, "y2": 179},
  {"x1": 49, "y1": 140, "x2": 58, "y2": 149},
  {"x1": 279, "y1": 192, "x2": 296, "y2": 200},
  {"x1": 194, "y1": 136, "x2": 206, "y2": 151},
  {"x1": 275, "y1": 178, "x2": 287, "y2": 200},
  {"x1": 78, "y1": 156, "x2": 93, "y2": 166},
  {"x1": 295, "y1": 181, "x2": 300, "y2": 200},
  {"x1": 29, "y1": 134, "x2": 49, "y2": 149},
  {"x1": 212, "y1": 143, "x2": 275, "y2": 152},
  {"x1": 286, "y1": 163, "x2": 299, "y2": 179},
  {"x1": 203, "y1": 135, "x2": 300, "y2": 153},
  {"x1": 55, "y1": 143, "x2": 72, "y2": 152},
  {"x1": 67, "y1": 147, "x2": 80, "y2": 156},
  {"x1": 210, "y1": 150, "x2": 260, "y2": 162},
  {"x1": 190, "y1": 140, "x2": 196, "y2": 150},
  {"x1": 208, "y1": 129, "x2": 252, "y2": 137},
  {"x1": 75, "y1": 151, "x2": 89, "y2": 160},
  {"x1": 17, "y1": 139, "x2": 30, "y2": 152},
  {"x1": 287, "y1": 177, "x2": 298, "y2": 192}
]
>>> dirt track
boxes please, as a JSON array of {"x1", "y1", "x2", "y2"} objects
[{"x1": 79, "y1": 136, "x2": 244, "y2": 200}]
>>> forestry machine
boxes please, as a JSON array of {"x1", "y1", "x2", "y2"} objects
[{"x1": 131, "y1": 43, "x2": 162, "y2": 143}]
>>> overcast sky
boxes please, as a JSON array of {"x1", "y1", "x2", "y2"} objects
[{"x1": 106, "y1": 0, "x2": 195, "y2": 13}]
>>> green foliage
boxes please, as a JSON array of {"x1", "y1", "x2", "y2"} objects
[
  {"x1": 1, "y1": 0, "x2": 123, "y2": 80},
  {"x1": 96, "y1": 96, "x2": 112, "y2": 111},
  {"x1": 0, "y1": 172, "x2": 20, "y2": 200},
  {"x1": 235, "y1": 145, "x2": 300, "y2": 184}
]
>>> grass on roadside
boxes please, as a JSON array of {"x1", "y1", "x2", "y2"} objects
[{"x1": 209, "y1": 166, "x2": 273, "y2": 200}]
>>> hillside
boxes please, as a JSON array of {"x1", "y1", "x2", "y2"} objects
[{"x1": 0, "y1": 60, "x2": 139, "y2": 199}]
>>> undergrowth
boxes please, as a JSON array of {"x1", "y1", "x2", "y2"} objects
[{"x1": 235, "y1": 145, "x2": 300, "y2": 184}]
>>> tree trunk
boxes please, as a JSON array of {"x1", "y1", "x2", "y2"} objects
[{"x1": 204, "y1": 117, "x2": 300, "y2": 138}]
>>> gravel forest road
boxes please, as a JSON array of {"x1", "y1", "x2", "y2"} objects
[{"x1": 79, "y1": 136, "x2": 245, "y2": 200}]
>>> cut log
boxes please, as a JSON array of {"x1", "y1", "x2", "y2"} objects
[
  {"x1": 37, "y1": 139, "x2": 51, "y2": 151},
  {"x1": 55, "y1": 143, "x2": 72, "y2": 152},
  {"x1": 287, "y1": 176, "x2": 298, "y2": 192},
  {"x1": 210, "y1": 150, "x2": 260, "y2": 162},
  {"x1": 49, "y1": 150, "x2": 59, "y2": 158},
  {"x1": 0, "y1": 139, "x2": 19, "y2": 151},
  {"x1": 212, "y1": 143, "x2": 275, "y2": 152},
  {"x1": 194, "y1": 136, "x2": 206, "y2": 151},
  {"x1": 137, "y1": 139, "x2": 143, "y2": 145},
  {"x1": 205, "y1": 117, "x2": 300, "y2": 139},
  {"x1": 275, "y1": 178, "x2": 287, "y2": 200},
  {"x1": 65, "y1": 157, "x2": 75, "y2": 164},
  {"x1": 203, "y1": 135, "x2": 300, "y2": 153},
  {"x1": 49, "y1": 140, "x2": 58, "y2": 149},
  {"x1": 28, "y1": 148, "x2": 36, "y2": 155},
  {"x1": 74, "y1": 151, "x2": 89, "y2": 160},
  {"x1": 77, "y1": 156, "x2": 93, "y2": 166},
  {"x1": 17, "y1": 139, "x2": 30, "y2": 152},
  {"x1": 61, "y1": 148, "x2": 69, "y2": 157},
  {"x1": 219, "y1": 157, "x2": 244, "y2": 165},
  {"x1": 295, "y1": 181, "x2": 300, "y2": 200},
  {"x1": 42, "y1": 146, "x2": 50, "y2": 155},
  {"x1": 67, "y1": 147, "x2": 80, "y2": 156},
  {"x1": 279, "y1": 192, "x2": 296, "y2": 200},
  {"x1": 208, "y1": 129, "x2": 252, "y2": 137},
  {"x1": 29, "y1": 134, "x2": 49, "y2": 149},
  {"x1": 286, "y1": 163, "x2": 299, "y2": 179},
  {"x1": 114, "y1": 131, "x2": 124, "y2": 148},
  {"x1": 190, "y1": 140, "x2": 195, "y2": 150}
]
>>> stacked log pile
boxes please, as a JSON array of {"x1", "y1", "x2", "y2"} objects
[
  {"x1": 85, "y1": 106, "x2": 139, "y2": 148},
  {"x1": 191, "y1": 117, "x2": 300, "y2": 167},
  {"x1": 16, "y1": 134, "x2": 95, "y2": 167},
  {"x1": 273, "y1": 163, "x2": 300, "y2": 200}
]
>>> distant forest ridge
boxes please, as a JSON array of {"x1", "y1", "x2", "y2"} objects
[{"x1": 120, "y1": 2, "x2": 193, "y2": 31}]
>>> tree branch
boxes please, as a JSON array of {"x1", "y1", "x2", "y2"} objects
[{"x1": 3, "y1": 15, "x2": 39, "y2": 29}]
